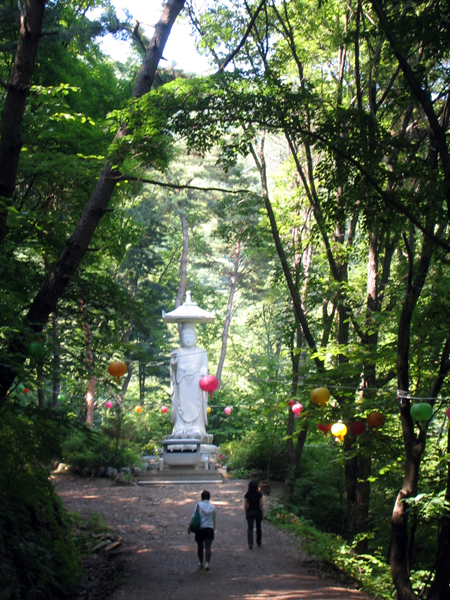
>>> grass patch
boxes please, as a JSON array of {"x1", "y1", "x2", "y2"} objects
[{"x1": 266, "y1": 503, "x2": 394, "y2": 599}]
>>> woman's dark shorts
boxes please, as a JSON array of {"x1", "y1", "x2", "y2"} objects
[{"x1": 195, "y1": 527, "x2": 215, "y2": 542}]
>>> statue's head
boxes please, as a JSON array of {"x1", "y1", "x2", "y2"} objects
[{"x1": 180, "y1": 322, "x2": 197, "y2": 348}]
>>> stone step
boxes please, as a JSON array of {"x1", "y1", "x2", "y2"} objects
[{"x1": 137, "y1": 468, "x2": 224, "y2": 485}]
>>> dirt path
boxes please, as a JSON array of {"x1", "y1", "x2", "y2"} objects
[{"x1": 53, "y1": 475, "x2": 374, "y2": 600}]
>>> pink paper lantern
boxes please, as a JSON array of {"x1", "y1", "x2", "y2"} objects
[
  {"x1": 161, "y1": 405, "x2": 168, "y2": 414},
  {"x1": 105, "y1": 400, "x2": 113, "y2": 409},
  {"x1": 199, "y1": 375, "x2": 219, "y2": 398},
  {"x1": 292, "y1": 403, "x2": 303, "y2": 416},
  {"x1": 224, "y1": 406, "x2": 232, "y2": 415}
]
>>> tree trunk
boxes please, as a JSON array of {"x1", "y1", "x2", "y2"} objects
[
  {"x1": 0, "y1": 0, "x2": 187, "y2": 405},
  {"x1": 51, "y1": 310, "x2": 61, "y2": 408},
  {"x1": 79, "y1": 291, "x2": 96, "y2": 426},
  {"x1": 0, "y1": 0, "x2": 46, "y2": 245},
  {"x1": 216, "y1": 241, "x2": 241, "y2": 383}
]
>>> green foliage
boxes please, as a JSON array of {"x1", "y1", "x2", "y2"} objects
[
  {"x1": 61, "y1": 427, "x2": 141, "y2": 470},
  {"x1": 0, "y1": 406, "x2": 81, "y2": 599},
  {"x1": 224, "y1": 431, "x2": 288, "y2": 479},
  {"x1": 266, "y1": 503, "x2": 394, "y2": 599},
  {"x1": 291, "y1": 443, "x2": 346, "y2": 534}
]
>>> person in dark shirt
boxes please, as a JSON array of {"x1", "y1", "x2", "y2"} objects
[{"x1": 244, "y1": 479, "x2": 263, "y2": 549}]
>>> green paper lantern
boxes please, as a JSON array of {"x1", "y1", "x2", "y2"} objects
[
  {"x1": 27, "y1": 342, "x2": 46, "y2": 360},
  {"x1": 410, "y1": 403, "x2": 432, "y2": 422},
  {"x1": 57, "y1": 393, "x2": 65, "y2": 402}
]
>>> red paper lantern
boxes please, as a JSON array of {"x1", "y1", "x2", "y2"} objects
[
  {"x1": 161, "y1": 405, "x2": 168, "y2": 414},
  {"x1": 199, "y1": 375, "x2": 219, "y2": 398},
  {"x1": 108, "y1": 361, "x2": 127, "y2": 383},
  {"x1": 318, "y1": 423, "x2": 332, "y2": 436},
  {"x1": 24, "y1": 387, "x2": 29, "y2": 395},
  {"x1": 105, "y1": 400, "x2": 113, "y2": 409},
  {"x1": 349, "y1": 421, "x2": 367, "y2": 436},
  {"x1": 288, "y1": 399, "x2": 297, "y2": 407}
]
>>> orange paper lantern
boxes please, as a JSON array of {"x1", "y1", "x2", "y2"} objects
[
  {"x1": 108, "y1": 361, "x2": 127, "y2": 383},
  {"x1": 367, "y1": 411, "x2": 385, "y2": 435},
  {"x1": 135, "y1": 405, "x2": 143, "y2": 414}
]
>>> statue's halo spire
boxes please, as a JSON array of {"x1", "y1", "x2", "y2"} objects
[{"x1": 162, "y1": 291, "x2": 215, "y2": 324}]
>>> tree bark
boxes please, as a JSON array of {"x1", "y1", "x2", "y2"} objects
[
  {"x1": 0, "y1": 0, "x2": 187, "y2": 405},
  {"x1": 0, "y1": 0, "x2": 47, "y2": 245},
  {"x1": 216, "y1": 241, "x2": 242, "y2": 383}
]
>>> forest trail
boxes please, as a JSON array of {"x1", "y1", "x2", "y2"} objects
[{"x1": 54, "y1": 475, "x2": 374, "y2": 600}]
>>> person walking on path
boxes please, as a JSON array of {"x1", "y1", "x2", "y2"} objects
[
  {"x1": 188, "y1": 490, "x2": 217, "y2": 571},
  {"x1": 244, "y1": 480, "x2": 263, "y2": 549}
]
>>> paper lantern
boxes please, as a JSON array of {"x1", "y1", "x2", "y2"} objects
[
  {"x1": 24, "y1": 387, "x2": 29, "y2": 395},
  {"x1": 349, "y1": 421, "x2": 366, "y2": 436},
  {"x1": 207, "y1": 406, "x2": 211, "y2": 414},
  {"x1": 199, "y1": 375, "x2": 219, "y2": 398},
  {"x1": 108, "y1": 361, "x2": 127, "y2": 383},
  {"x1": 27, "y1": 342, "x2": 46, "y2": 360},
  {"x1": 292, "y1": 403, "x2": 303, "y2": 416},
  {"x1": 411, "y1": 403, "x2": 432, "y2": 423},
  {"x1": 288, "y1": 399, "x2": 297, "y2": 407},
  {"x1": 105, "y1": 400, "x2": 113, "y2": 409},
  {"x1": 17, "y1": 383, "x2": 25, "y2": 392},
  {"x1": 161, "y1": 405, "x2": 168, "y2": 414},
  {"x1": 447, "y1": 406, "x2": 450, "y2": 420},
  {"x1": 311, "y1": 387, "x2": 331, "y2": 408},
  {"x1": 318, "y1": 423, "x2": 332, "y2": 436},
  {"x1": 367, "y1": 411, "x2": 385, "y2": 430},
  {"x1": 57, "y1": 393, "x2": 65, "y2": 402},
  {"x1": 224, "y1": 406, "x2": 232, "y2": 415},
  {"x1": 135, "y1": 405, "x2": 143, "y2": 414},
  {"x1": 331, "y1": 422, "x2": 347, "y2": 442}
]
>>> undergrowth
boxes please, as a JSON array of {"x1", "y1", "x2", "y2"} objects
[{"x1": 266, "y1": 503, "x2": 394, "y2": 599}]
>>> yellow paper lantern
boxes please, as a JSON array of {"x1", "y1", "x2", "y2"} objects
[
  {"x1": 311, "y1": 387, "x2": 331, "y2": 408},
  {"x1": 135, "y1": 405, "x2": 143, "y2": 414},
  {"x1": 207, "y1": 406, "x2": 211, "y2": 414},
  {"x1": 331, "y1": 422, "x2": 347, "y2": 442}
]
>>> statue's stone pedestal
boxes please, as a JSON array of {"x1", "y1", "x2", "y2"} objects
[{"x1": 159, "y1": 439, "x2": 218, "y2": 470}]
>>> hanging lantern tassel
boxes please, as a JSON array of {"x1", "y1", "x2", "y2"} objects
[
  {"x1": 199, "y1": 375, "x2": 219, "y2": 398},
  {"x1": 331, "y1": 422, "x2": 347, "y2": 443},
  {"x1": 311, "y1": 387, "x2": 331, "y2": 409},
  {"x1": 108, "y1": 361, "x2": 127, "y2": 383}
]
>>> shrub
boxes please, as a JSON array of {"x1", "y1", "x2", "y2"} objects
[
  {"x1": 0, "y1": 407, "x2": 81, "y2": 599},
  {"x1": 61, "y1": 427, "x2": 141, "y2": 470}
]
